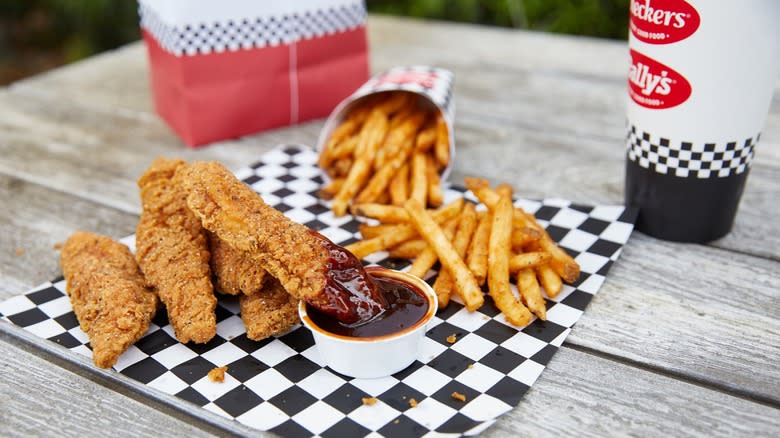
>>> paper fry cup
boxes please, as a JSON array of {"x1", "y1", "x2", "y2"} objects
[{"x1": 316, "y1": 66, "x2": 456, "y2": 181}]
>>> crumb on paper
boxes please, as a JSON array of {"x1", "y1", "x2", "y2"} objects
[
  {"x1": 208, "y1": 366, "x2": 228, "y2": 382},
  {"x1": 15, "y1": 248, "x2": 25, "y2": 256},
  {"x1": 446, "y1": 333, "x2": 457, "y2": 344},
  {"x1": 451, "y1": 391, "x2": 467, "y2": 402},
  {"x1": 482, "y1": 315, "x2": 489, "y2": 320},
  {"x1": 362, "y1": 397, "x2": 377, "y2": 406},
  {"x1": 408, "y1": 398, "x2": 418, "y2": 408},
  {"x1": 393, "y1": 419, "x2": 400, "y2": 425},
  {"x1": 467, "y1": 363, "x2": 474, "y2": 369},
  {"x1": 53, "y1": 242, "x2": 63, "y2": 250}
]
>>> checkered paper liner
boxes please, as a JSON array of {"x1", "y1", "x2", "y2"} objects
[{"x1": 0, "y1": 145, "x2": 636, "y2": 437}]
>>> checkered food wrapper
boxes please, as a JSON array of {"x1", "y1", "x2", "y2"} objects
[
  {"x1": 316, "y1": 66, "x2": 456, "y2": 181},
  {"x1": 0, "y1": 145, "x2": 636, "y2": 437}
]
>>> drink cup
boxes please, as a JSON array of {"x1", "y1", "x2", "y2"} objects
[{"x1": 625, "y1": 0, "x2": 780, "y2": 242}]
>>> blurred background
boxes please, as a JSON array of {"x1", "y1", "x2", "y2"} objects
[{"x1": 0, "y1": 0, "x2": 628, "y2": 85}]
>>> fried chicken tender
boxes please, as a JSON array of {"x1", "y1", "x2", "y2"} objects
[
  {"x1": 60, "y1": 232, "x2": 157, "y2": 368},
  {"x1": 178, "y1": 161, "x2": 387, "y2": 324},
  {"x1": 208, "y1": 231, "x2": 266, "y2": 296},
  {"x1": 240, "y1": 276, "x2": 300, "y2": 340},
  {"x1": 135, "y1": 158, "x2": 217, "y2": 344}
]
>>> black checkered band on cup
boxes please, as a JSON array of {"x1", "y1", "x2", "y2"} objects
[
  {"x1": 139, "y1": 1, "x2": 367, "y2": 56},
  {"x1": 626, "y1": 126, "x2": 758, "y2": 178}
]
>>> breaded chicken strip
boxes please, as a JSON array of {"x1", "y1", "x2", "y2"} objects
[
  {"x1": 178, "y1": 161, "x2": 387, "y2": 324},
  {"x1": 60, "y1": 232, "x2": 157, "y2": 368},
  {"x1": 240, "y1": 276, "x2": 299, "y2": 340},
  {"x1": 136, "y1": 158, "x2": 217, "y2": 344},
  {"x1": 208, "y1": 231, "x2": 266, "y2": 296}
]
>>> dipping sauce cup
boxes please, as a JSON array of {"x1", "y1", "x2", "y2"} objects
[{"x1": 299, "y1": 267, "x2": 438, "y2": 379}]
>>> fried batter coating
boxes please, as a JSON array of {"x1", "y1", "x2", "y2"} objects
[
  {"x1": 178, "y1": 161, "x2": 387, "y2": 324},
  {"x1": 135, "y1": 158, "x2": 217, "y2": 344},
  {"x1": 60, "y1": 232, "x2": 157, "y2": 368},
  {"x1": 240, "y1": 276, "x2": 300, "y2": 340},
  {"x1": 208, "y1": 231, "x2": 266, "y2": 296},
  {"x1": 177, "y1": 162, "x2": 330, "y2": 303}
]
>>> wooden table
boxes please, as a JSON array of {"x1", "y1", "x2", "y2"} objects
[{"x1": 1, "y1": 16, "x2": 778, "y2": 437}]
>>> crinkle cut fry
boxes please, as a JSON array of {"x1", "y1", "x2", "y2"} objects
[
  {"x1": 135, "y1": 157, "x2": 217, "y2": 344},
  {"x1": 60, "y1": 231, "x2": 157, "y2": 368},
  {"x1": 240, "y1": 276, "x2": 300, "y2": 341},
  {"x1": 177, "y1": 161, "x2": 332, "y2": 310}
]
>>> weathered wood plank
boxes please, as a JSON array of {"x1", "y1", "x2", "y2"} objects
[
  {"x1": 0, "y1": 339, "x2": 230, "y2": 438},
  {"x1": 567, "y1": 232, "x2": 780, "y2": 404},
  {"x1": 487, "y1": 347, "x2": 779, "y2": 437},
  {"x1": 0, "y1": 173, "x2": 138, "y2": 298}
]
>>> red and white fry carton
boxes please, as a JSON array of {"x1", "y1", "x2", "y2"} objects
[
  {"x1": 138, "y1": 0, "x2": 370, "y2": 147},
  {"x1": 316, "y1": 66, "x2": 456, "y2": 179}
]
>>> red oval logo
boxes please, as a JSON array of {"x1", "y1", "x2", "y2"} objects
[
  {"x1": 628, "y1": 50, "x2": 691, "y2": 109},
  {"x1": 630, "y1": 0, "x2": 700, "y2": 44}
]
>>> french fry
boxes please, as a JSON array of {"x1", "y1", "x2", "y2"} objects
[
  {"x1": 434, "y1": 112, "x2": 450, "y2": 169},
  {"x1": 328, "y1": 135, "x2": 359, "y2": 161},
  {"x1": 403, "y1": 199, "x2": 484, "y2": 311},
  {"x1": 409, "y1": 151, "x2": 428, "y2": 206},
  {"x1": 512, "y1": 226, "x2": 542, "y2": 249},
  {"x1": 465, "y1": 177, "x2": 579, "y2": 283},
  {"x1": 426, "y1": 154, "x2": 444, "y2": 207},
  {"x1": 516, "y1": 268, "x2": 546, "y2": 320},
  {"x1": 351, "y1": 204, "x2": 410, "y2": 223},
  {"x1": 389, "y1": 163, "x2": 410, "y2": 206},
  {"x1": 408, "y1": 218, "x2": 459, "y2": 279},
  {"x1": 508, "y1": 251, "x2": 552, "y2": 274},
  {"x1": 387, "y1": 239, "x2": 427, "y2": 259},
  {"x1": 332, "y1": 109, "x2": 389, "y2": 216},
  {"x1": 375, "y1": 190, "x2": 391, "y2": 205},
  {"x1": 536, "y1": 264, "x2": 563, "y2": 298},
  {"x1": 318, "y1": 108, "x2": 369, "y2": 168},
  {"x1": 346, "y1": 199, "x2": 464, "y2": 258},
  {"x1": 375, "y1": 92, "x2": 413, "y2": 116},
  {"x1": 466, "y1": 211, "x2": 491, "y2": 286},
  {"x1": 356, "y1": 137, "x2": 414, "y2": 204},
  {"x1": 379, "y1": 111, "x2": 426, "y2": 169},
  {"x1": 487, "y1": 191, "x2": 533, "y2": 326},
  {"x1": 319, "y1": 178, "x2": 344, "y2": 200},
  {"x1": 415, "y1": 124, "x2": 437, "y2": 153},
  {"x1": 329, "y1": 157, "x2": 353, "y2": 178},
  {"x1": 358, "y1": 223, "x2": 398, "y2": 239},
  {"x1": 433, "y1": 203, "x2": 477, "y2": 307}
]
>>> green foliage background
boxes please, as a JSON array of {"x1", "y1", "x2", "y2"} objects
[{"x1": 0, "y1": 0, "x2": 628, "y2": 84}]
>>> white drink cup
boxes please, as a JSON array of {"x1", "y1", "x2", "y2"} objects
[{"x1": 625, "y1": 0, "x2": 780, "y2": 242}]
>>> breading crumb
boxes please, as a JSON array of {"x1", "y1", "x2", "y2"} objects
[
  {"x1": 208, "y1": 366, "x2": 228, "y2": 382},
  {"x1": 362, "y1": 397, "x2": 377, "y2": 406},
  {"x1": 446, "y1": 333, "x2": 457, "y2": 344},
  {"x1": 15, "y1": 248, "x2": 25, "y2": 256},
  {"x1": 451, "y1": 391, "x2": 467, "y2": 402},
  {"x1": 393, "y1": 419, "x2": 400, "y2": 425},
  {"x1": 53, "y1": 242, "x2": 63, "y2": 250},
  {"x1": 467, "y1": 363, "x2": 474, "y2": 369},
  {"x1": 408, "y1": 398, "x2": 418, "y2": 408}
]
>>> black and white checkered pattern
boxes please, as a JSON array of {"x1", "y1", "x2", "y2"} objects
[
  {"x1": 626, "y1": 125, "x2": 758, "y2": 178},
  {"x1": 139, "y1": 2, "x2": 366, "y2": 56},
  {"x1": 0, "y1": 145, "x2": 636, "y2": 437}
]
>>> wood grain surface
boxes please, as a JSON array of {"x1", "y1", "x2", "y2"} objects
[{"x1": 0, "y1": 15, "x2": 777, "y2": 437}]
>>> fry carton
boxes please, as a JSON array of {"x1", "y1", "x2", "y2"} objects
[
  {"x1": 317, "y1": 66, "x2": 456, "y2": 180},
  {"x1": 138, "y1": 0, "x2": 370, "y2": 147}
]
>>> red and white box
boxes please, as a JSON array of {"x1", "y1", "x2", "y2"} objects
[{"x1": 139, "y1": 0, "x2": 370, "y2": 147}]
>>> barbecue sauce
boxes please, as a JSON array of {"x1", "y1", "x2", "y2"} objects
[
  {"x1": 307, "y1": 275, "x2": 429, "y2": 338},
  {"x1": 310, "y1": 231, "x2": 388, "y2": 324}
]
